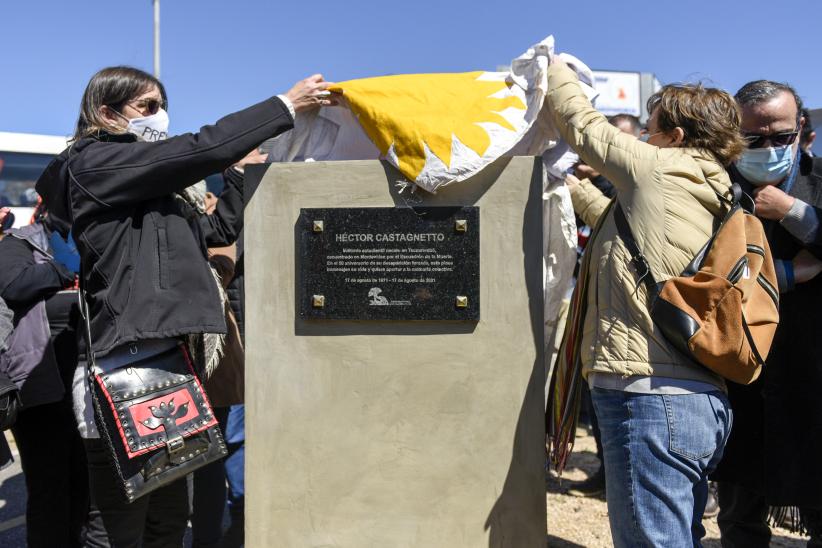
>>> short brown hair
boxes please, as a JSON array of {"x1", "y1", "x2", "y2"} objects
[
  {"x1": 647, "y1": 84, "x2": 746, "y2": 166},
  {"x1": 73, "y1": 66, "x2": 167, "y2": 140}
]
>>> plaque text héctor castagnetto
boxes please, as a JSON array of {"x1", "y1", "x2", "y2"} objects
[{"x1": 298, "y1": 207, "x2": 479, "y2": 320}]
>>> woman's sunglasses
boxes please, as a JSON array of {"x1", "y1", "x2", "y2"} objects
[
  {"x1": 742, "y1": 129, "x2": 799, "y2": 149},
  {"x1": 125, "y1": 98, "x2": 165, "y2": 116}
]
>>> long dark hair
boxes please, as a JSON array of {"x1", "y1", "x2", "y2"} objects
[{"x1": 73, "y1": 66, "x2": 168, "y2": 140}]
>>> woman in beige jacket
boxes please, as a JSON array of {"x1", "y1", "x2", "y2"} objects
[{"x1": 546, "y1": 59, "x2": 746, "y2": 547}]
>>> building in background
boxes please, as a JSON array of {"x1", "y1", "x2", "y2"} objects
[{"x1": 592, "y1": 70, "x2": 661, "y2": 123}]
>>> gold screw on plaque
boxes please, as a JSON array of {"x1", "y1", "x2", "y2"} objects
[
  {"x1": 455, "y1": 296, "x2": 468, "y2": 308},
  {"x1": 312, "y1": 220, "x2": 324, "y2": 233},
  {"x1": 312, "y1": 295, "x2": 325, "y2": 308},
  {"x1": 455, "y1": 219, "x2": 467, "y2": 233}
]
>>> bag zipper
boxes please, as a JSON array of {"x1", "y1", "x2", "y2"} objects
[
  {"x1": 727, "y1": 257, "x2": 748, "y2": 284},
  {"x1": 747, "y1": 244, "x2": 765, "y2": 257},
  {"x1": 757, "y1": 274, "x2": 779, "y2": 308}
]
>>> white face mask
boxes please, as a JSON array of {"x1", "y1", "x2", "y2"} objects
[{"x1": 123, "y1": 108, "x2": 169, "y2": 142}]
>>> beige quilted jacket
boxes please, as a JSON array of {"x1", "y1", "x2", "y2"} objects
[{"x1": 546, "y1": 63, "x2": 729, "y2": 387}]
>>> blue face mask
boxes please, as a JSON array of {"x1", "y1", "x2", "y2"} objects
[
  {"x1": 735, "y1": 145, "x2": 796, "y2": 185},
  {"x1": 638, "y1": 131, "x2": 661, "y2": 143}
]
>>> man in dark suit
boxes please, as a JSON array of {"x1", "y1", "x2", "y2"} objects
[{"x1": 714, "y1": 80, "x2": 822, "y2": 548}]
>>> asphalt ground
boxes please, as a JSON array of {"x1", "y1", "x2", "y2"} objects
[
  {"x1": 0, "y1": 433, "x2": 28, "y2": 547},
  {"x1": 0, "y1": 433, "x2": 208, "y2": 547}
]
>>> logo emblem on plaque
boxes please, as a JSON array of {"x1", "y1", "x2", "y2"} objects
[{"x1": 368, "y1": 287, "x2": 389, "y2": 306}]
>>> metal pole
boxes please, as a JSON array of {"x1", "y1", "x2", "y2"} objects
[{"x1": 153, "y1": 0, "x2": 160, "y2": 78}]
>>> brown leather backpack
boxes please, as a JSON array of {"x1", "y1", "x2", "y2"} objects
[{"x1": 614, "y1": 185, "x2": 780, "y2": 384}]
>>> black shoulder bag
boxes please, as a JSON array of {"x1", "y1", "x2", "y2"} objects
[{"x1": 78, "y1": 289, "x2": 227, "y2": 502}]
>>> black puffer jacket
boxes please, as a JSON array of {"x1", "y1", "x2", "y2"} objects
[{"x1": 35, "y1": 97, "x2": 293, "y2": 357}]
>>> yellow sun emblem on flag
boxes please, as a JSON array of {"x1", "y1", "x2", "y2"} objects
[{"x1": 329, "y1": 72, "x2": 526, "y2": 182}]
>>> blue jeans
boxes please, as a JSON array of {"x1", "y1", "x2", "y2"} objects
[
  {"x1": 591, "y1": 387, "x2": 732, "y2": 548},
  {"x1": 222, "y1": 405, "x2": 245, "y2": 547},
  {"x1": 224, "y1": 404, "x2": 245, "y2": 514}
]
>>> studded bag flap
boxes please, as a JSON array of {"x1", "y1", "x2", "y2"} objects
[{"x1": 80, "y1": 292, "x2": 227, "y2": 503}]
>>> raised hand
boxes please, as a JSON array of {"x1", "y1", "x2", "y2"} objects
[{"x1": 284, "y1": 74, "x2": 339, "y2": 113}]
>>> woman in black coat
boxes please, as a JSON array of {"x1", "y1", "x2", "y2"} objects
[{"x1": 36, "y1": 65, "x2": 334, "y2": 547}]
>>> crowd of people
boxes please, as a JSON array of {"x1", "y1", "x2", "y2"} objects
[{"x1": 0, "y1": 52, "x2": 819, "y2": 548}]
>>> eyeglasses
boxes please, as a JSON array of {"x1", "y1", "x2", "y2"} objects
[
  {"x1": 124, "y1": 98, "x2": 165, "y2": 116},
  {"x1": 742, "y1": 129, "x2": 799, "y2": 149}
]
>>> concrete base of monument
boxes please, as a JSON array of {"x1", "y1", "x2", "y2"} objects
[{"x1": 244, "y1": 156, "x2": 547, "y2": 547}]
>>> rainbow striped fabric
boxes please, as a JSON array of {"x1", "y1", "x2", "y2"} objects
[{"x1": 547, "y1": 201, "x2": 612, "y2": 475}]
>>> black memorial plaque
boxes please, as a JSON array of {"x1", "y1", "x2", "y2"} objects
[{"x1": 298, "y1": 207, "x2": 479, "y2": 320}]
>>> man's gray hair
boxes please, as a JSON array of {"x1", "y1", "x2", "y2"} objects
[{"x1": 735, "y1": 80, "x2": 803, "y2": 123}]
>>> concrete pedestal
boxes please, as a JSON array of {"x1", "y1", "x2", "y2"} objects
[{"x1": 245, "y1": 157, "x2": 547, "y2": 547}]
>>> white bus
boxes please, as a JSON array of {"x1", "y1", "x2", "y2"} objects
[{"x1": 0, "y1": 131, "x2": 69, "y2": 228}]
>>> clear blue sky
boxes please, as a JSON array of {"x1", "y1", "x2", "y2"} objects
[{"x1": 2, "y1": 0, "x2": 820, "y2": 137}]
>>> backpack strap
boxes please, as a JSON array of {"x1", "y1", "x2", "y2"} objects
[
  {"x1": 77, "y1": 267, "x2": 130, "y2": 484},
  {"x1": 739, "y1": 190, "x2": 756, "y2": 215},
  {"x1": 612, "y1": 203, "x2": 660, "y2": 300},
  {"x1": 741, "y1": 315, "x2": 767, "y2": 369},
  {"x1": 722, "y1": 183, "x2": 757, "y2": 215},
  {"x1": 704, "y1": 178, "x2": 741, "y2": 209},
  {"x1": 77, "y1": 265, "x2": 96, "y2": 371}
]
